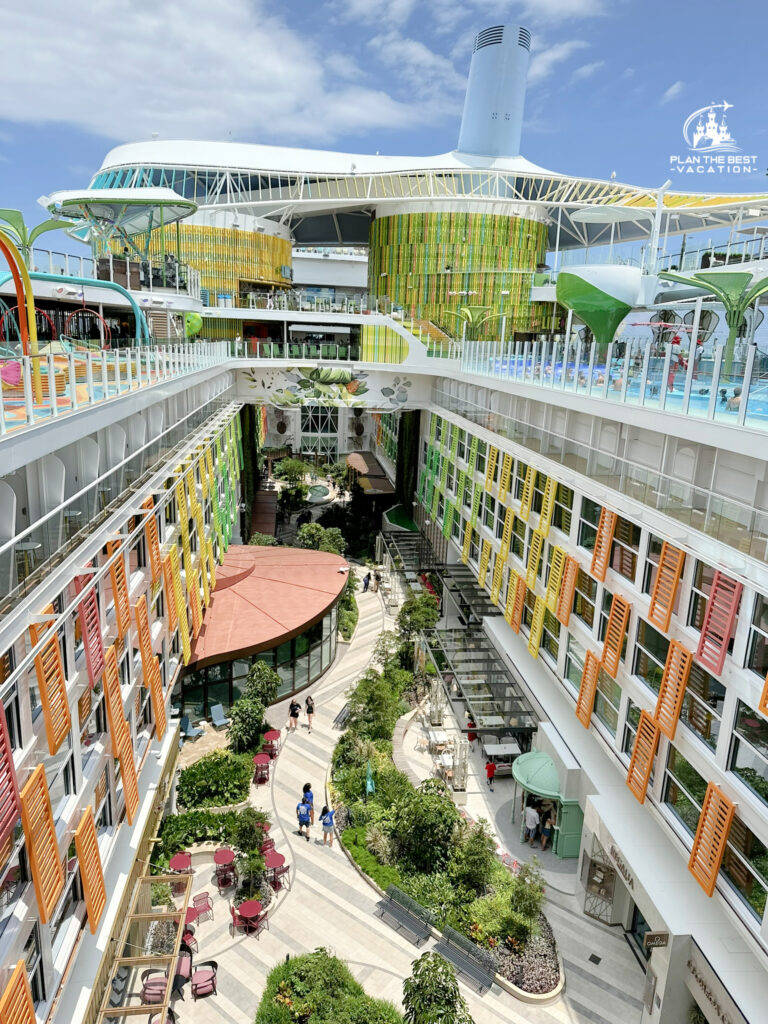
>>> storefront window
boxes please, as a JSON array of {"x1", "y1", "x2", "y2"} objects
[
  {"x1": 730, "y1": 701, "x2": 768, "y2": 806},
  {"x1": 634, "y1": 618, "x2": 669, "y2": 694},
  {"x1": 573, "y1": 569, "x2": 597, "y2": 630},
  {"x1": 594, "y1": 667, "x2": 621, "y2": 736},
  {"x1": 664, "y1": 748, "x2": 707, "y2": 836}
]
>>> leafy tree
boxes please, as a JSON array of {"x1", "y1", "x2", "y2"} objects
[
  {"x1": 318, "y1": 526, "x2": 346, "y2": 555},
  {"x1": 274, "y1": 457, "x2": 307, "y2": 487},
  {"x1": 448, "y1": 819, "x2": 496, "y2": 894},
  {"x1": 236, "y1": 849, "x2": 266, "y2": 897},
  {"x1": 323, "y1": 460, "x2": 351, "y2": 490},
  {"x1": 372, "y1": 630, "x2": 402, "y2": 669},
  {"x1": 248, "y1": 531, "x2": 278, "y2": 546},
  {"x1": 403, "y1": 952, "x2": 473, "y2": 1024},
  {"x1": 511, "y1": 858, "x2": 546, "y2": 930},
  {"x1": 397, "y1": 593, "x2": 440, "y2": 645},
  {"x1": 392, "y1": 780, "x2": 459, "y2": 873},
  {"x1": 231, "y1": 806, "x2": 270, "y2": 854},
  {"x1": 244, "y1": 660, "x2": 280, "y2": 706},
  {"x1": 228, "y1": 696, "x2": 265, "y2": 753},
  {"x1": 296, "y1": 522, "x2": 347, "y2": 555},
  {"x1": 347, "y1": 669, "x2": 402, "y2": 740}
]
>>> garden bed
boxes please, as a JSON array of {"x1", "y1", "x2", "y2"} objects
[{"x1": 329, "y1": 633, "x2": 562, "y2": 998}]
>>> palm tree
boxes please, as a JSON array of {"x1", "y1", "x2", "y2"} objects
[
  {"x1": 442, "y1": 304, "x2": 503, "y2": 340},
  {"x1": 0, "y1": 209, "x2": 67, "y2": 267}
]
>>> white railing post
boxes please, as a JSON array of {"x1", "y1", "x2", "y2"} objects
[
  {"x1": 0, "y1": 375, "x2": 6, "y2": 435},
  {"x1": 68, "y1": 353, "x2": 78, "y2": 409},
  {"x1": 86, "y1": 351, "x2": 95, "y2": 404},
  {"x1": 23, "y1": 357, "x2": 34, "y2": 424},
  {"x1": 126, "y1": 349, "x2": 133, "y2": 392},
  {"x1": 47, "y1": 353, "x2": 58, "y2": 417},
  {"x1": 101, "y1": 350, "x2": 109, "y2": 398}
]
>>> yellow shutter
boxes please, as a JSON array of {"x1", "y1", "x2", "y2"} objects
[
  {"x1": 74, "y1": 807, "x2": 106, "y2": 934},
  {"x1": 539, "y1": 477, "x2": 557, "y2": 537},
  {"x1": 477, "y1": 541, "x2": 492, "y2": 588},
  {"x1": 141, "y1": 497, "x2": 162, "y2": 584},
  {"x1": 499, "y1": 507, "x2": 514, "y2": 561},
  {"x1": 498, "y1": 454, "x2": 513, "y2": 502},
  {"x1": 489, "y1": 551, "x2": 506, "y2": 605},
  {"x1": 461, "y1": 521, "x2": 472, "y2": 564},
  {"x1": 525, "y1": 529, "x2": 545, "y2": 590},
  {"x1": 527, "y1": 595, "x2": 546, "y2": 658},
  {"x1": 545, "y1": 546, "x2": 567, "y2": 613},
  {"x1": 189, "y1": 569, "x2": 203, "y2": 638},
  {"x1": 519, "y1": 464, "x2": 535, "y2": 521},
  {"x1": 484, "y1": 446, "x2": 499, "y2": 492},
  {"x1": 162, "y1": 554, "x2": 178, "y2": 634},
  {"x1": 169, "y1": 546, "x2": 191, "y2": 664}
]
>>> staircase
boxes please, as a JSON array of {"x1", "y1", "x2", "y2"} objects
[{"x1": 409, "y1": 318, "x2": 456, "y2": 357}]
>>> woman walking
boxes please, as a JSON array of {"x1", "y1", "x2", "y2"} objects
[
  {"x1": 288, "y1": 698, "x2": 301, "y2": 733},
  {"x1": 320, "y1": 805, "x2": 335, "y2": 847},
  {"x1": 305, "y1": 693, "x2": 315, "y2": 733},
  {"x1": 303, "y1": 782, "x2": 315, "y2": 824},
  {"x1": 296, "y1": 796, "x2": 311, "y2": 841}
]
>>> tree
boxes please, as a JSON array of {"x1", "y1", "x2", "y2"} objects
[
  {"x1": 397, "y1": 593, "x2": 440, "y2": 646},
  {"x1": 392, "y1": 780, "x2": 460, "y2": 873},
  {"x1": 323, "y1": 460, "x2": 351, "y2": 491},
  {"x1": 403, "y1": 952, "x2": 473, "y2": 1024},
  {"x1": 248, "y1": 532, "x2": 278, "y2": 547},
  {"x1": 372, "y1": 630, "x2": 402, "y2": 669},
  {"x1": 228, "y1": 697, "x2": 265, "y2": 753},
  {"x1": 448, "y1": 819, "x2": 496, "y2": 894},
  {"x1": 511, "y1": 858, "x2": 546, "y2": 931},
  {"x1": 347, "y1": 669, "x2": 402, "y2": 740},
  {"x1": 244, "y1": 661, "x2": 280, "y2": 706},
  {"x1": 0, "y1": 208, "x2": 69, "y2": 266},
  {"x1": 274, "y1": 457, "x2": 307, "y2": 487},
  {"x1": 231, "y1": 806, "x2": 270, "y2": 854},
  {"x1": 296, "y1": 522, "x2": 347, "y2": 555},
  {"x1": 318, "y1": 526, "x2": 346, "y2": 555}
]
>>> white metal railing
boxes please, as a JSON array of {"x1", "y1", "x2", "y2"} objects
[
  {"x1": 0, "y1": 342, "x2": 230, "y2": 436},
  {"x1": 30, "y1": 248, "x2": 201, "y2": 299}
]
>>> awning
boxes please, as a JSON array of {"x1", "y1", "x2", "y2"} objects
[
  {"x1": 358, "y1": 475, "x2": 395, "y2": 494},
  {"x1": 44, "y1": 188, "x2": 197, "y2": 237},
  {"x1": 289, "y1": 324, "x2": 351, "y2": 334},
  {"x1": 512, "y1": 751, "x2": 561, "y2": 799},
  {"x1": 346, "y1": 451, "x2": 380, "y2": 475}
]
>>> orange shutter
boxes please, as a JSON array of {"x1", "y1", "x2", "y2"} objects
[
  {"x1": 575, "y1": 650, "x2": 600, "y2": 727},
  {"x1": 556, "y1": 556, "x2": 579, "y2": 626},
  {"x1": 74, "y1": 807, "x2": 106, "y2": 934},
  {"x1": 106, "y1": 541, "x2": 131, "y2": 638},
  {"x1": 626, "y1": 711, "x2": 660, "y2": 803},
  {"x1": 141, "y1": 497, "x2": 162, "y2": 584},
  {"x1": 115, "y1": 726, "x2": 139, "y2": 826},
  {"x1": 134, "y1": 595, "x2": 167, "y2": 741},
  {"x1": 590, "y1": 507, "x2": 616, "y2": 582},
  {"x1": 600, "y1": 595, "x2": 631, "y2": 679},
  {"x1": 148, "y1": 657, "x2": 167, "y2": 742},
  {"x1": 688, "y1": 783, "x2": 735, "y2": 897},
  {"x1": 504, "y1": 572, "x2": 526, "y2": 633},
  {"x1": 760, "y1": 674, "x2": 768, "y2": 718},
  {"x1": 19, "y1": 765, "x2": 64, "y2": 923},
  {"x1": 28, "y1": 608, "x2": 71, "y2": 755},
  {"x1": 695, "y1": 571, "x2": 742, "y2": 676},
  {"x1": 74, "y1": 570, "x2": 105, "y2": 689},
  {"x1": 0, "y1": 704, "x2": 20, "y2": 848},
  {"x1": 0, "y1": 962, "x2": 36, "y2": 1024},
  {"x1": 102, "y1": 645, "x2": 127, "y2": 757},
  {"x1": 162, "y1": 554, "x2": 178, "y2": 634},
  {"x1": 648, "y1": 542, "x2": 685, "y2": 633},
  {"x1": 654, "y1": 640, "x2": 694, "y2": 740}
]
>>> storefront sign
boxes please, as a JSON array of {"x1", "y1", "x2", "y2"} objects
[
  {"x1": 686, "y1": 944, "x2": 749, "y2": 1024},
  {"x1": 609, "y1": 843, "x2": 634, "y2": 890},
  {"x1": 643, "y1": 931, "x2": 669, "y2": 949}
]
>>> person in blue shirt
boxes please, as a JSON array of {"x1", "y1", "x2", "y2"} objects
[
  {"x1": 297, "y1": 797, "x2": 311, "y2": 840},
  {"x1": 302, "y1": 782, "x2": 315, "y2": 824},
  {"x1": 319, "y1": 805, "x2": 335, "y2": 847}
]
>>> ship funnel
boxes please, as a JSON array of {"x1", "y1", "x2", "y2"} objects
[{"x1": 457, "y1": 24, "x2": 531, "y2": 158}]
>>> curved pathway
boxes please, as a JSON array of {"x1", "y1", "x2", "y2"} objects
[{"x1": 182, "y1": 570, "x2": 636, "y2": 1023}]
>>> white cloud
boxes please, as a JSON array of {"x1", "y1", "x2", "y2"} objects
[
  {"x1": 660, "y1": 80, "x2": 685, "y2": 105},
  {"x1": 368, "y1": 31, "x2": 465, "y2": 106},
  {"x1": 622, "y1": 67, "x2": 635, "y2": 79},
  {"x1": 571, "y1": 60, "x2": 605, "y2": 82},
  {"x1": 337, "y1": 0, "x2": 418, "y2": 27},
  {"x1": 528, "y1": 40, "x2": 589, "y2": 84},
  {"x1": 0, "y1": 1, "x2": 437, "y2": 145},
  {"x1": 513, "y1": 0, "x2": 607, "y2": 21}
]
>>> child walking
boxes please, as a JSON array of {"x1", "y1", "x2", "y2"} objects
[
  {"x1": 320, "y1": 805, "x2": 336, "y2": 846},
  {"x1": 297, "y1": 796, "x2": 311, "y2": 841}
]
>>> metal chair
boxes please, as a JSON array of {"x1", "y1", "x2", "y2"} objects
[
  {"x1": 229, "y1": 904, "x2": 249, "y2": 935},
  {"x1": 260, "y1": 837, "x2": 275, "y2": 854},
  {"x1": 192, "y1": 892, "x2": 214, "y2": 922},
  {"x1": 271, "y1": 863, "x2": 290, "y2": 891},
  {"x1": 251, "y1": 911, "x2": 269, "y2": 939},
  {"x1": 191, "y1": 960, "x2": 218, "y2": 1000}
]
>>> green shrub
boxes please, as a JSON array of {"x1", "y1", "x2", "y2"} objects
[
  {"x1": 248, "y1": 531, "x2": 278, "y2": 546},
  {"x1": 510, "y1": 859, "x2": 546, "y2": 929},
  {"x1": 391, "y1": 780, "x2": 460, "y2": 873},
  {"x1": 255, "y1": 948, "x2": 403, "y2": 1024},
  {"x1": 244, "y1": 661, "x2": 280, "y2": 706},
  {"x1": 230, "y1": 806, "x2": 270, "y2": 853},
  {"x1": 347, "y1": 670, "x2": 404, "y2": 740},
  {"x1": 403, "y1": 952, "x2": 472, "y2": 1024},
  {"x1": 176, "y1": 750, "x2": 251, "y2": 808},
  {"x1": 448, "y1": 820, "x2": 497, "y2": 894},
  {"x1": 228, "y1": 696, "x2": 265, "y2": 753},
  {"x1": 153, "y1": 809, "x2": 240, "y2": 868},
  {"x1": 401, "y1": 872, "x2": 468, "y2": 928},
  {"x1": 340, "y1": 827, "x2": 403, "y2": 891}
]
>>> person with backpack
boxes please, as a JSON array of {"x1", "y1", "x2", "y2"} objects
[
  {"x1": 362, "y1": 571, "x2": 371, "y2": 592},
  {"x1": 320, "y1": 805, "x2": 336, "y2": 846},
  {"x1": 297, "y1": 796, "x2": 311, "y2": 841}
]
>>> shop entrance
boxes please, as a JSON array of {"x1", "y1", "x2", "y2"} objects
[{"x1": 629, "y1": 903, "x2": 652, "y2": 962}]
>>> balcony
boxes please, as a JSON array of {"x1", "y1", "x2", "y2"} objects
[{"x1": 29, "y1": 247, "x2": 201, "y2": 299}]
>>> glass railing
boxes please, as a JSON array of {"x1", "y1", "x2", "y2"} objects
[
  {"x1": 432, "y1": 381, "x2": 768, "y2": 576},
  {"x1": 460, "y1": 338, "x2": 768, "y2": 431},
  {"x1": 0, "y1": 342, "x2": 230, "y2": 435},
  {"x1": 30, "y1": 248, "x2": 201, "y2": 299},
  {"x1": 0, "y1": 398, "x2": 239, "y2": 610}
]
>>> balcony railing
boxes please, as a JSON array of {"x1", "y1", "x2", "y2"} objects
[
  {"x1": 30, "y1": 248, "x2": 201, "y2": 299},
  {"x1": 0, "y1": 342, "x2": 230, "y2": 435},
  {"x1": 460, "y1": 338, "x2": 768, "y2": 431}
]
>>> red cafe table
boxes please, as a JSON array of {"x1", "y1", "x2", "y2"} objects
[
  {"x1": 169, "y1": 852, "x2": 192, "y2": 872},
  {"x1": 263, "y1": 729, "x2": 281, "y2": 758},
  {"x1": 253, "y1": 753, "x2": 271, "y2": 784},
  {"x1": 264, "y1": 849, "x2": 285, "y2": 889},
  {"x1": 238, "y1": 899, "x2": 262, "y2": 923},
  {"x1": 213, "y1": 848, "x2": 235, "y2": 867}
]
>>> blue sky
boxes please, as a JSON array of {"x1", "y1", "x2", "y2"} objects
[{"x1": 1, "y1": 0, "x2": 766, "y2": 243}]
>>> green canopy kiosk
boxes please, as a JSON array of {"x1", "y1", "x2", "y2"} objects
[{"x1": 512, "y1": 751, "x2": 583, "y2": 859}]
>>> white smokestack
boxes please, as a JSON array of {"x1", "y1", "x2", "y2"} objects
[{"x1": 457, "y1": 24, "x2": 531, "y2": 158}]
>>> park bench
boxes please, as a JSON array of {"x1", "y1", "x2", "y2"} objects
[
  {"x1": 375, "y1": 885, "x2": 435, "y2": 946},
  {"x1": 434, "y1": 925, "x2": 496, "y2": 994},
  {"x1": 333, "y1": 703, "x2": 351, "y2": 729}
]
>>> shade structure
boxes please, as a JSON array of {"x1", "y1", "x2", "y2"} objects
[{"x1": 512, "y1": 751, "x2": 561, "y2": 800}]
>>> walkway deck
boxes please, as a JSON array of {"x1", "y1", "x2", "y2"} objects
[{"x1": 178, "y1": 571, "x2": 645, "y2": 1024}]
